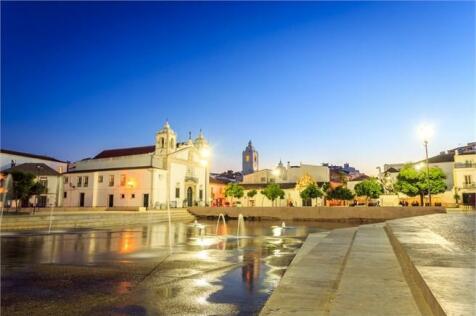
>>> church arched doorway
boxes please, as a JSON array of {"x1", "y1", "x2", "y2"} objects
[{"x1": 187, "y1": 187, "x2": 193, "y2": 207}]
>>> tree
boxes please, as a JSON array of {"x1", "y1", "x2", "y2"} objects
[
  {"x1": 261, "y1": 183, "x2": 285, "y2": 207},
  {"x1": 246, "y1": 189, "x2": 257, "y2": 206},
  {"x1": 394, "y1": 164, "x2": 447, "y2": 206},
  {"x1": 354, "y1": 178, "x2": 383, "y2": 205},
  {"x1": 224, "y1": 183, "x2": 244, "y2": 205},
  {"x1": 300, "y1": 183, "x2": 323, "y2": 206},
  {"x1": 30, "y1": 181, "x2": 47, "y2": 213},
  {"x1": 327, "y1": 186, "x2": 354, "y2": 205},
  {"x1": 454, "y1": 192, "x2": 461, "y2": 205},
  {"x1": 9, "y1": 171, "x2": 36, "y2": 211}
]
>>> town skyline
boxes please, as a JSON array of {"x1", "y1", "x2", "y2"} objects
[{"x1": 2, "y1": 1, "x2": 474, "y2": 175}]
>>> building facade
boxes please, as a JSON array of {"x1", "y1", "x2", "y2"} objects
[
  {"x1": 0, "y1": 149, "x2": 68, "y2": 208},
  {"x1": 62, "y1": 121, "x2": 210, "y2": 209},
  {"x1": 453, "y1": 151, "x2": 476, "y2": 207}
]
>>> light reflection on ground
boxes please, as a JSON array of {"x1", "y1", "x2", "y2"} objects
[{"x1": 1, "y1": 219, "x2": 353, "y2": 315}]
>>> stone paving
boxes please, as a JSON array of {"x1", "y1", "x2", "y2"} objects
[
  {"x1": 261, "y1": 213, "x2": 476, "y2": 316},
  {"x1": 387, "y1": 213, "x2": 476, "y2": 316}
]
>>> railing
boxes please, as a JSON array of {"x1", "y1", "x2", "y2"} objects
[
  {"x1": 462, "y1": 183, "x2": 476, "y2": 189},
  {"x1": 455, "y1": 163, "x2": 475, "y2": 168}
]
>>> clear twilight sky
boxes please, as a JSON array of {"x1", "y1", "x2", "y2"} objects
[{"x1": 1, "y1": 1, "x2": 475, "y2": 175}]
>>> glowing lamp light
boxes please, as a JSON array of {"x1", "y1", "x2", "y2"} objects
[
  {"x1": 417, "y1": 123, "x2": 434, "y2": 142},
  {"x1": 126, "y1": 179, "x2": 136, "y2": 188},
  {"x1": 200, "y1": 147, "x2": 211, "y2": 158}
]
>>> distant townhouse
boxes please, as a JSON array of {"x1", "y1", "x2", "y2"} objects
[{"x1": 0, "y1": 149, "x2": 68, "y2": 208}]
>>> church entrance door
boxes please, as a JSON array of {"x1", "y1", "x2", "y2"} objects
[{"x1": 187, "y1": 187, "x2": 193, "y2": 207}]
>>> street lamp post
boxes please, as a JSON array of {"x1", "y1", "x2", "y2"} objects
[
  {"x1": 417, "y1": 123, "x2": 434, "y2": 206},
  {"x1": 424, "y1": 140, "x2": 431, "y2": 206}
]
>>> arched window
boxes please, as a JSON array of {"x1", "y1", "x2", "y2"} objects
[
  {"x1": 161, "y1": 137, "x2": 165, "y2": 148},
  {"x1": 170, "y1": 138, "x2": 174, "y2": 149}
]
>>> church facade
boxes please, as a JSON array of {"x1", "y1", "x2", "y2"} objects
[{"x1": 62, "y1": 121, "x2": 210, "y2": 209}]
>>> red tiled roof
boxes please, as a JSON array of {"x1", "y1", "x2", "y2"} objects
[
  {"x1": 93, "y1": 145, "x2": 155, "y2": 159},
  {"x1": 0, "y1": 149, "x2": 66, "y2": 163}
]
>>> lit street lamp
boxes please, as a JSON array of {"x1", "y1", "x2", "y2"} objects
[{"x1": 417, "y1": 123, "x2": 434, "y2": 206}]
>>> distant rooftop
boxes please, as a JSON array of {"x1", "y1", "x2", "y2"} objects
[
  {"x1": 2, "y1": 163, "x2": 60, "y2": 176},
  {"x1": 93, "y1": 145, "x2": 155, "y2": 159},
  {"x1": 0, "y1": 148, "x2": 66, "y2": 163}
]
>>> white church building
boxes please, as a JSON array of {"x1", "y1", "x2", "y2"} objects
[{"x1": 62, "y1": 121, "x2": 210, "y2": 209}]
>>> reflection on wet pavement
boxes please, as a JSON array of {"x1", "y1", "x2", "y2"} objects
[{"x1": 1, "y1": 219, "x2": 353, "y2": 315}]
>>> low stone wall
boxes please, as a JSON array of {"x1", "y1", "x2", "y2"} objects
[
  {"x1": 188, "y1": 206, "x2": 446, "y2": 222},
  {"x1": 0, "y1": 209, "x2": 194, "y2": 231}
]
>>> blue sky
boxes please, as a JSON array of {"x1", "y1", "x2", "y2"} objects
[{"x1": 2, "y1": 1, "x2": 474, "y2": 174}]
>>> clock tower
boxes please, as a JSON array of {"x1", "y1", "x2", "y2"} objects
[{"x1": 242, "y1": 140, "x2": 258, "y2": 175}]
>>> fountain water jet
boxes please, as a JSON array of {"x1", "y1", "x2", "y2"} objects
[
  {"x1": 215, "y1": 213, "x2": 227, "y2": 236},
  {"x1": 0, "y1": 174, "x2": 13, "y2": 227},
  {"x1": 237, "y1": 214, "x2": 246, "y2": 239}
]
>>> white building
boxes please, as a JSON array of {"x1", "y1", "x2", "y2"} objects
[
  {"x1": 62, "y1": 121, "x2": 210, "y2": 209},
  {"x1": 453, "y1": 151, "x2": 476, "y2": 207},
  {"x1": 239, "y1": 160, "x2": 330, "y2": 207},
  {"x1": 0, "y1": 149, "x2": 68, "y2": 208},
  {"x1": 0, "y1": 149, "x2": 67, "y2": 173}
]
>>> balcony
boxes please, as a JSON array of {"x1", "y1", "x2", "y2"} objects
[
  {"x1": 455, "y1": 163, "x2": 475, "y2": 169},
  {"x1": 462, "y1": 183, "x2": 476, "y2": 189}
]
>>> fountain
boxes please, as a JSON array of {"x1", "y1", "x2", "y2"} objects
[
  {"x1": 215, "y1": 213, "x2": 227, "y2": 236},
  {"x1": 47, "y1": 204, "x2": 55, "y2": 233},
  {"x1": 0, "y1": 174, "x2": 13, "y2": 235},
  {"x1": 237, "y1": 214, "x2": 246, "y2": 239},
  {"x1": 271, "y1": 221, "x2": 296, "y2": 236},
  {"x1": 167, "y1": 202, "x2": 173, "y2": 253}
]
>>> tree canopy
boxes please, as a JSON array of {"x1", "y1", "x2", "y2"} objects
[
  {"x1": 354, "y1": 178, "x2": 383, "y2": 204},
  {"x1": 327, "y1": 186, "x2": 354, "y2": 201},
  {"x1": 246, "y1": 189, "x2": 257, "y2": 198},
  {"x1": 394, "y1": 164, "x2": 447, "y2": 205},
  {"x1": 9, "y1": 171, "x2": 46, "y2": 210},
  {"x1": 300, "y1": 183, "x2": 323, "y2": 206},
  {"x1": 261, "y1": 183, "x2": 285, "y2": 206},
  {"x1": 224, "y1": 183, "x2": 244, "y2": 202}
]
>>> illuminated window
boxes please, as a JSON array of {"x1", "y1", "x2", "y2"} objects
[
  {"x1": 120, "y1": 175, "x2": 126, "y2": 186},
  {"x1": 246, "y1": 155, "x2": 250, "y2": 162}
]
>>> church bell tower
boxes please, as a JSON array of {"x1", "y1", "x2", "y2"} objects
[
  {"x1": 155, "y1": 120, "x2": 176, "y2": 156},
  {"x1": 242, "y1": 140, "x2": 258, "y2": 175}
]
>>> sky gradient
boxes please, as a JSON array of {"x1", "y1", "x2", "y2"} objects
[{"x1": 2, "y1": 1, "x2": 475, "y2": 175}]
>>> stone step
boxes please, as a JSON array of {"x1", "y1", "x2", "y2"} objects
[
  {"x1": 260, "y1": 227, "x2": 357, "y2": 315},
  {"x1": 329, "y1": 224, "x2": 421, "y2": 316},
  {"x1": 386, "y1": 214, "x2": 476, "y2": 316}
]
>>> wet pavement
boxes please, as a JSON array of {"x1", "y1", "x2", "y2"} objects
[{"x1": 1, "y1": 219, "x2": 352, "y2": 315}]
